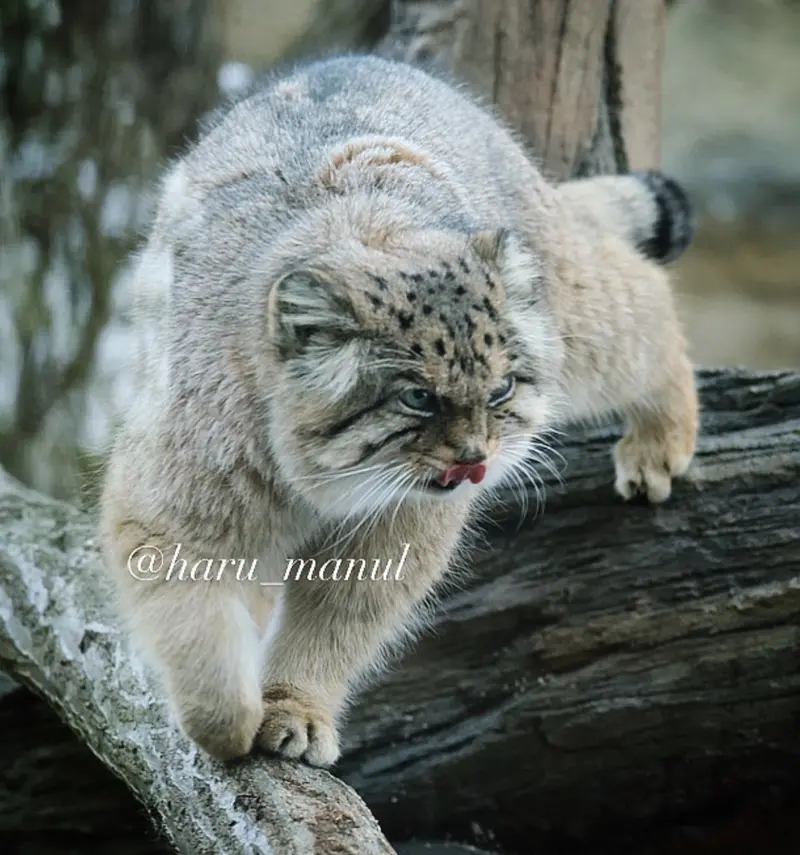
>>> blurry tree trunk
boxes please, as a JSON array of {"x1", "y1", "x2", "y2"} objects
[
  {"x1": 0, "y1": 0, "x2": 221, "y2": 499},
  {"x1": 285, "y1": 0, "x2": 391, "y2": 59},
  {"x1": 379, "y1": 0, "x2": 664, "y2": 177}
]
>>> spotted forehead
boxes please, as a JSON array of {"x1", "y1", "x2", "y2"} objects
[{"x1": 361, "y1": 258, "x2": 510, "y2": 386}]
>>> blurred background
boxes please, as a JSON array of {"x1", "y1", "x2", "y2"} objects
[{"x1": 1, "y1": 0, "x2": 798, "y2": 503}]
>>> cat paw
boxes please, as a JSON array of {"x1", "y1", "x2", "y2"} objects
[
  {"x1": 177, "y1": 694, "x2": 264, "y2": 761},
  {"x1": 613, "y1": 429, "x2": 694, "y2": 503},
  {"x1": 257, "y1": 684, "x2": 340, "y2": 767}
]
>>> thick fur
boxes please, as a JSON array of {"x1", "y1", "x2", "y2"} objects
[{"x1": 100, "y1": 55, "x2": 698, "y2": 766}]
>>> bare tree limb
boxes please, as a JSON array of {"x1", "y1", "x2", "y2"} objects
[{"x1": 0, "y1": 470, "x2": 395, "y2": 855}]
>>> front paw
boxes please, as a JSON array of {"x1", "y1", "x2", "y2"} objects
[
  {"x1": 613, "y1": 428, "x2": 694, "y2": 503},
  {"x1": 177, "y1": 695, "x2": 264, "y2": 761},
  {"x1": 257, "y1": 684, "x2": 340, "y2": 767}
]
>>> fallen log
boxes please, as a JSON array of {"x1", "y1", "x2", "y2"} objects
[{"x1": 339, "y1": 368, "x2": 800, "y2": 850}]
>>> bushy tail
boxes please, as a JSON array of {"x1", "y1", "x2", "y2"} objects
[{"x1": 555, "y1": 170, "x2": 696, "y2": 264}]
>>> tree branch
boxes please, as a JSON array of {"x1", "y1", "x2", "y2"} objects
[{"x1": 0, "y1": 471, "x2": 395, "y2": 855}]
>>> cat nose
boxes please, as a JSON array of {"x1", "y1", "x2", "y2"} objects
[{"x1": 454, "y1": 452, "x2": 486, "y2": 466}]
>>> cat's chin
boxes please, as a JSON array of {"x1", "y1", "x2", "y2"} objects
[
  {"x1": 408, "y1": 480, "x2": 480, "y2": 502},
  {"x1": 424, "y1": 480, "x2": 464, "y2": 494}
]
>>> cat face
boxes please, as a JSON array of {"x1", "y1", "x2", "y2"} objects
[{"x1": 265, "y1": 228, "x2": 564, "y2": 521}]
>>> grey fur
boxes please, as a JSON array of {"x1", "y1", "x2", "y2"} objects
[{"x1": 100, "y1": 55, "x2": 699, "y2": 767}]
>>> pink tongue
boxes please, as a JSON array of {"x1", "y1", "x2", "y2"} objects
[{"x1": 437, "y1": 461, "x2": 487, "y2": 487}]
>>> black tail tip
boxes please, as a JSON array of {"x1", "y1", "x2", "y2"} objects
[{"x1": 632, "y1": 170, "x2": 696, "y2": 264}]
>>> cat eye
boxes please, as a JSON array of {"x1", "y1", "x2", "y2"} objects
[
  {"x1": 399, "y1": 387, "x2": 438, "y2": 416},
  {"x1": 488, "y1": 375, "x2": 516, "y2": 407}
]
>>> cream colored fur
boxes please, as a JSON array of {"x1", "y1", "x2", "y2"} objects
[{"x1": 99, "y1": 56, "x2": 698, "y2": 766}]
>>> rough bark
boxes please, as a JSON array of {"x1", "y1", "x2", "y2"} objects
[
  {"x1": 0, "y1": 470, "x2": 395, "y2": 855},
  {"x1": 1, "y1": 371, "x2": 798, "y2": 853},
  {"x1": 338, "y1": 369, "x2": 800, "y2": 850},
  {"x1": 378, "y1": 0, "x2": 664, "y2": 178}
]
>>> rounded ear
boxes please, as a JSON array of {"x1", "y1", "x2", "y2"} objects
[
  {"x1": 469, "y1": 228, "x2": 509, "y2": 265},
  {"x1": 469, "y1": 228, "x2": 541, "y2": 296},
  {"x1": 268, "y1": 269, "x2": 359, "y2": 357}
]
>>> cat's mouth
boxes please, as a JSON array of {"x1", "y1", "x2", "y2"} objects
[{"x1": 425, "y1": 460, "x2": 487, "y2": 493}]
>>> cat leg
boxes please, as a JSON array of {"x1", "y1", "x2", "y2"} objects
[
  {"x1": 122, "y1": 570, "x2": 264, "y2": 761},
  {"x1": 613, "y1": 349, "x2": 698, "y2": 503},
  {"x1": 545, "y1": 186, "x2": 699, "y2": 503},
  {"x1": 257, "y1": 501, "x2": 466, "y2": 766}
]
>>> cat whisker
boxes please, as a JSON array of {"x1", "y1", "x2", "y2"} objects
[
  {"x1": 324, "y1": 463, "x2": 410, "y2": 551},
  {"x1": 296, "y1": 463, "x2": 385, "y2": 486},
  {"x1": 321, "y1": 466, "x2": 402, "y2": 550}
]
